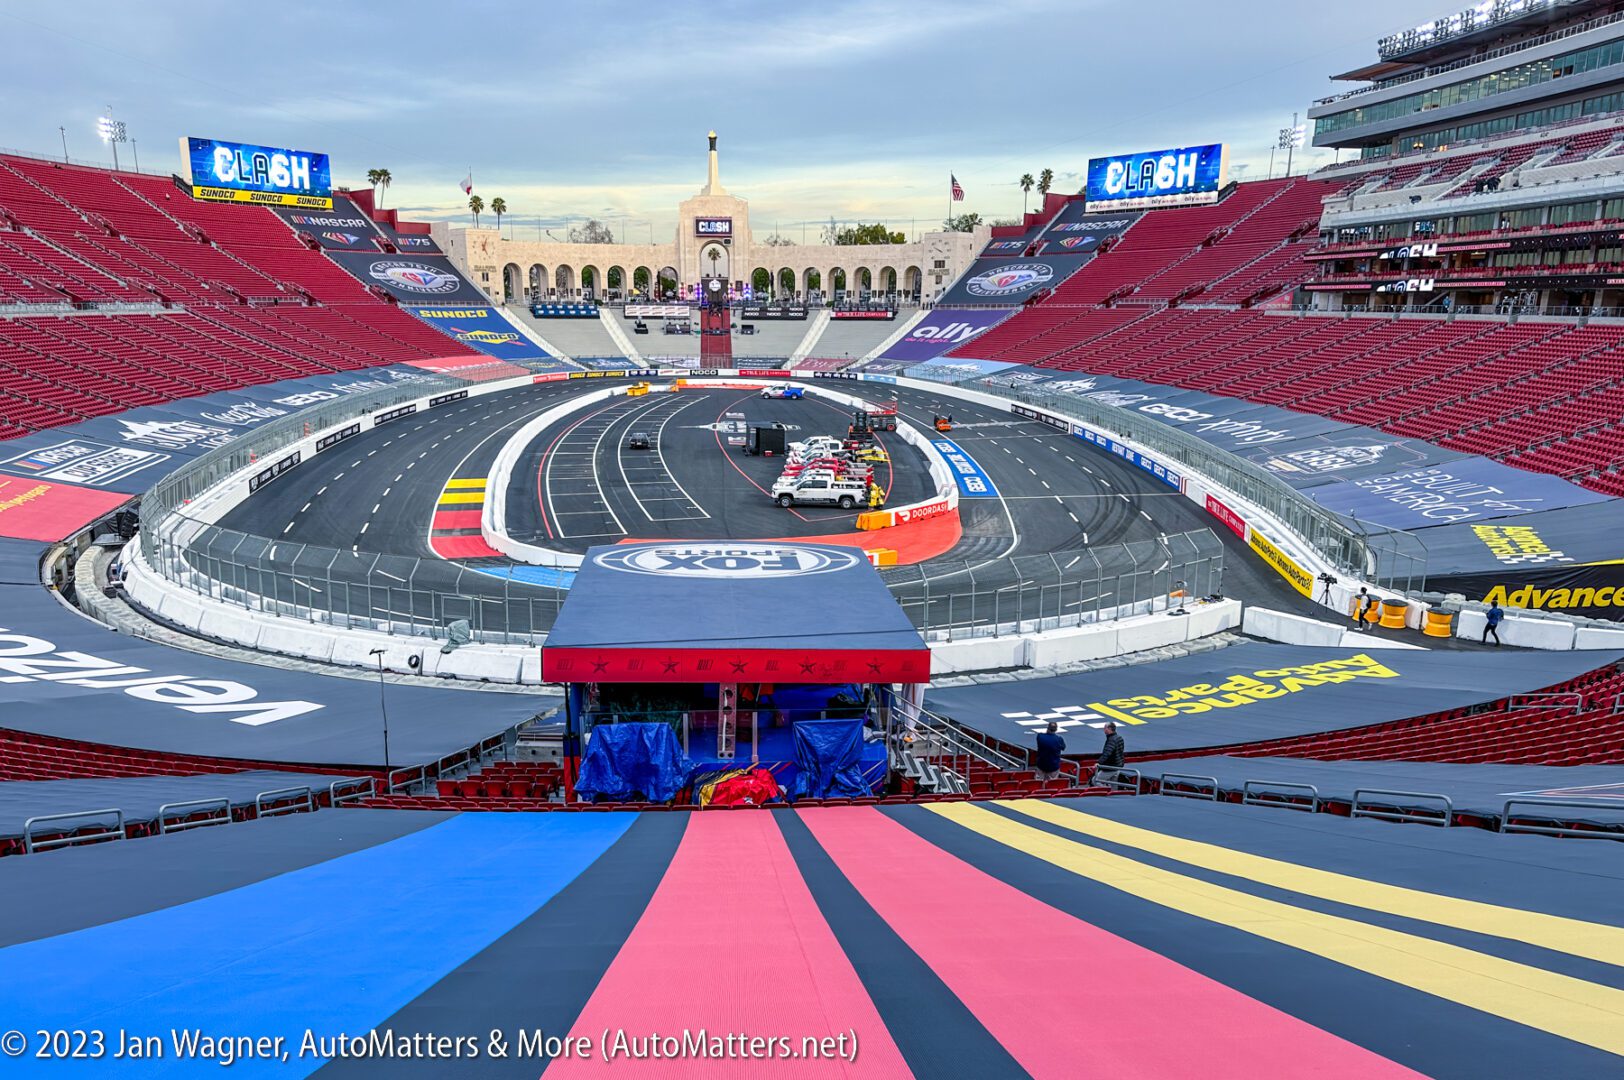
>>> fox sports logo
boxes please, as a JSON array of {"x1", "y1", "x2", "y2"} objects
[
  {"x1": 370, "y1": 261, "x2": 461, "y2": 294},
  {"x1": 965, "y1": 262, "x2": 1054, "y2": 297},
  {"x1": 593, "y1": 543, "x2": 860, "y2": 579}
]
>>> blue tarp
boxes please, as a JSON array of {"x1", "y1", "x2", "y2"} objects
[
  {"x1": 575, "y1": 722, "x2": 691, "y2": 803},
  {"x1": 790, "y1": 719, "x2": 870, "y2": 800}
]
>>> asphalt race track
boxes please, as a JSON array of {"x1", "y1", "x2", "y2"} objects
[
  {"x1": 502, "y1": 388, "x2": 936, "y2": 547},
  {"x1": 212, "y1": 378, "x2": 1326, "y2": 634}
]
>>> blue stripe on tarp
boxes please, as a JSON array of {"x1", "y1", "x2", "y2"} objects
[{"x1": 0, "y1": 812, "x2": 634, "y2": 1078}]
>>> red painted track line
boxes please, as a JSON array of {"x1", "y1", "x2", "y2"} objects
[
  {"x1": 801, "y1": 807, "x2": 1423, "y2": 1080},
  {"x1": 709, "y1": 394, "x2": 814, "y2": 523},
  {"x1": 547, "y1": 812, "x2": 911, "y2": 1079}
]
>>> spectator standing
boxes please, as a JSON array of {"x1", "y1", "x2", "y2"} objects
[
  {"x1": 1094, "y1": 722, "x2": 1126, "y2": 785},
  {"x1": 1483, "y1": 601, "x2": 1504, "y2": 646},
  {"x1": 1034, "y1": 722, "x2": 1066, "y2": 782}
]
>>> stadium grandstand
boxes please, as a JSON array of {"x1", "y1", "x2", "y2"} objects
[{"x1": 1, "y1": 4, "x2": 1622, "y2": 1077}]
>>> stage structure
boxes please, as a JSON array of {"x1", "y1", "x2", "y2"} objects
[{"x1": 541, "y1": 542, "x2": 931, "y2": 805}]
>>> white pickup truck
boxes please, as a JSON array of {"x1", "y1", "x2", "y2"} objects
[{"x1": 770, "y1": 470, "x2": 867, "y2": 509}]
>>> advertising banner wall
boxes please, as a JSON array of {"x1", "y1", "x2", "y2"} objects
[
  {"x1": 1431, "y1": 562, "x2": 1624, "y2": 621},
  {"x1": 407, "y1": 306, "x2": 550, "y2": 360},
  {"x1": 986, "y1": 365, "x2": 1607, "y2": 526},
  {"x1": 273, "y1": 200, "x2": 382, "y2": 250},
  {"x1": 880, "y1": 309, "x2": 1009, "y2": 362},
  {"x1": 924, "y1": 643, "x2": 1619, "y2": 752},
  {"x1": 1035, "y1": 207, "x2": 1140, "y2": 255},
  {"x1": 326, "y1": 252, "x2": 488, "y2": 304},
  {"x1": 385, "y1": 227, "x2": 441, "y2": 254},
  {"x1": 934, "y1": 254, "x2": 1092, "y2": 307}
]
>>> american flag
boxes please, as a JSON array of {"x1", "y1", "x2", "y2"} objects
[{"x1": 950, "y1": 174, "x2": 964, "y2": 201}]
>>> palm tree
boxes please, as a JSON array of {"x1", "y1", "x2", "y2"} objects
[
  {"x1": 490, "y1": 197, "x2": 507, "y2": 233},
  {"x1": 706, "y1": 246, "x2": 721, "y2": 277},
  {"x1": 1038, "y1": 168, "x2": 1054, "y2": 200},
  {"x1": 1019, "y1": 173, "x2": 1035, "y2": 215},
  {"x1": 468, "y1": 194, "x2": 484, "y2": 227},
  {"x1": 367, "y1": 168, "x2": 392, "y2": 208}
]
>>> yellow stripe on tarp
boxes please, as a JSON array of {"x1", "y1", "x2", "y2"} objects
[
  {"x1": 926, "y1": 802, "x2": 1624, "y2": 1055},
  {"x1": 445, "y1": 478, "x2": 488, "y2": 489},
  {"x1": 1004, "y1": 799, "x2": 1624, "y2": 970},
  {"x1": 437, "y1": 491, "x2": 485, "y2": 505}
]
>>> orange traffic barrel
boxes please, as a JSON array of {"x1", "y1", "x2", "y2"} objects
[
  {"x1": 1379, "y1": 598, "x2": 1409, "y2": 629},
  {"x1": 1423, "y1": 608, "x2": 1453, "y2": 638}
]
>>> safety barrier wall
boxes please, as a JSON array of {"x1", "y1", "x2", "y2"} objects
[
  {"x1": 136, "y1": 370, "x2": 569, "y2": 646},
  {"x1": 860, "y1": 373, "x2": 1390, "y2": 620},
  {"x1": 482, "y1": 387, "x2": 621, "y2": 567}
]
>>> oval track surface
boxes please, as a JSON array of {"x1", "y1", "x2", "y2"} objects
[{"x1": 213, "y1": 378, "x2": 1325, "y2": 631}]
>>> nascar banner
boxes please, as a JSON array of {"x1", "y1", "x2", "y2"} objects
[
  {"x1": 935, "y1": 254, "x2": 1091, "y2": 307},
  {"x1": 1035, "y1": 206, "x2": 1140, "y2": 255},
  {"x1": 384, "y1": 226, "x2": 440, "y2": 254},
  {"x1": 273, "y1": 201, "x2": 382, "y2": 250},
  {"x1": 407, "y1": 306, "x2": 551, "y2": 360},
  {"x1": 327, "y1": 252, "x2": 489, "y2": 304}
]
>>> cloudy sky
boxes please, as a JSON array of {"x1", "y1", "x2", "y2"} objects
[{"x1": 4, "y1": 1, "x2": 1426, "y2": 240}]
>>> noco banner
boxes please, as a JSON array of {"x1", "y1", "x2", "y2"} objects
[
  {"x1": 327, "y1": 252, "x2": 489, "y2": 304},
  {"x1": 182, "y1": 136, "x2": 333, "y2": 209}
]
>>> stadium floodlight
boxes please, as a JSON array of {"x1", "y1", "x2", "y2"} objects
[
  {"x1": 1277, "y1": 113, "x2": 1307, "y2": 177},
  {"x1": 97, "y1": 114, "x2": 127, "y2": 171}
]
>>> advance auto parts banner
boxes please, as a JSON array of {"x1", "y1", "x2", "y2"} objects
[
  {"x1": 327, "y1": 252, "x2": 488, "y2": 304},
  {"x1": 1433, "y1": 562, "x2": 1624, "y2": 621},
  {"x1": 935, "y1": 254, "x2": 1091, "y2": 307}
]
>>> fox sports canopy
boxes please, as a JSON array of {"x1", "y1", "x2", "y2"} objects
[{"x1": 542, "y1": 542, "x2": 929, "y2": 684}]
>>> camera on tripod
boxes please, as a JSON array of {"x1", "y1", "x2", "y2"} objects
[{"x1": 1317, "y1": 573, "x2": 1337, "y2": 586}]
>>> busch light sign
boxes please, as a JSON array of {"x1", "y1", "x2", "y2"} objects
[{"x1": 1086, "y1": 143, "x2": 1226, "y2": 210}]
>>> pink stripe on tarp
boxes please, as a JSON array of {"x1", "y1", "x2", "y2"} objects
[
  {"x1": 802, "y1": 807, "x2": 1423, "y2": 1080},
  {"x1": 547, "y1": 811, "x2": 911, "y2": 1078}
]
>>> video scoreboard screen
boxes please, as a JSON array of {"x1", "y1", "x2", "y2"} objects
[
  {"x1": 181, "y1": 136, "x2": 333, "y2": 209},
  {"x1": 1085, "y1": 143, "x2": 1226, "y2": 211},
  {"x1": 694, "y1": 217, "x2": 732, "y2": 238}
]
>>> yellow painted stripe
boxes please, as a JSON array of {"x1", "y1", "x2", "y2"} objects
[
  {"x1": 1004, "y1": 799, "x2": 1624, "y2": 969},
  {"x1": 437, "y1": 491, "x2": 485, "y2": 505},
  {"x1": 927, "y1": 802, "x2": 1624, "y2": 1055},
  {"x1": 445, "y1": 478, "x2": 488, "y2": 489}
]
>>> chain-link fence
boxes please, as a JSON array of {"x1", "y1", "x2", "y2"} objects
[
  {"x1": 973, "y1": 376, "x2": 1387, "y2": 578},
  {"x1": 147, "y1": 517, "x2": 566, "y2": 645},
  {"x1": 880, "y1": 530, "x2": 1224, "y2": 639}
]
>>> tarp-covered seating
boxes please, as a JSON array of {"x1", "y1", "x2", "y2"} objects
[
  {"x1": 574, "y1": 722, "x2": 691, "y2": 803},
  {"x1": 790, "y1": 719, "x2": 872, "y2": 801}
]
